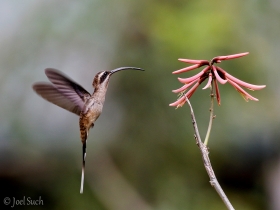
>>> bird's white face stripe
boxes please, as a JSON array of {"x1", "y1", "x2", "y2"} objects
[{"x1": 92, "y1": 71, "x2": 111, "y2": 89}]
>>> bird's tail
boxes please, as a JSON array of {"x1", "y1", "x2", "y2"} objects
[{"x1": 80, "y1": 141, "x2": 86, "y2": 194}]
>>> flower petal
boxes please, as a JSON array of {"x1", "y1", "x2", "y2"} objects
[
  {"x1": 227, "y1": 79, "x2": 259, "y2": 101},
  {"x1": 186, "y1": 82, "x2": 200, "y2": 99},
  {"x1": 213, "y1": 52, "x2": 249, "y2": 63},
  {"x1": 173, "y1": 64, "x2": 201, "y2": 74},
  {"x1": 169, "y1": 82, "x2": 200, "y2": 108},
  {"x1": 202, "y1": 73, "x2": 212, "y2": 90},
  {"x1": 172, "y1": 80, "x2": 197, "y2": 93},
  {"x1": 178, "y1": 58, "x2": 209, "y2": 65},
  {"x1": 213, "y1": 66, "x2": 227, "y2": 84},
  {"x1": 217, "y1": 66, "x2": 266, "y2": 90},
  {"x1": 177, "y1": 66, "x2": 210, "y2": 83},
  {"x1": 213, "y1": 79, "x2": 221, "y2": 105},
  {"x1": 226, "y1": 74, "x2": 266, "y2": 90},
  {"x1": 178, "y1": 70, "x2": 205, "y2": 83},
  {"x1": 169, "y1": 94, "x2": 188, "y2": 107}
]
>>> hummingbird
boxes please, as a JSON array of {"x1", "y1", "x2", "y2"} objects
[{"x1": 32, "y1": 67, "x2": 144, "y2": 193}]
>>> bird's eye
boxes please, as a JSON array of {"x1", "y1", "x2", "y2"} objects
[{"x1": 100, "y1": 72, "x2": 109, "y2": 83}]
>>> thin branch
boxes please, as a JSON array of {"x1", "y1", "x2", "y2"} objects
[
  {"x1": 204, "y1": 81, "x2": 214, "y2": 146},
  {"x1": 185, "y1": 98, "x2": 235, "y2": 210}
]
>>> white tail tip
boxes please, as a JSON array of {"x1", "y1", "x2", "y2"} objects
[{"x1": 80, "y1": 165, "x2": 84, "y2": 194}]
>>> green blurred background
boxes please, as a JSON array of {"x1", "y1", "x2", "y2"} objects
[{"x1": 1, "y1": 0, "x2": 279, "y2": 209}]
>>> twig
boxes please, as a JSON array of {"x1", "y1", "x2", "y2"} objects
[{"x1": 185, "y1": 98, "x2": 235, "y2": 210}]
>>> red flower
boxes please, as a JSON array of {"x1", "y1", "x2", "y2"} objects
[{"x1": 170, "y1": 52, "x2": 266, "y2": 107}]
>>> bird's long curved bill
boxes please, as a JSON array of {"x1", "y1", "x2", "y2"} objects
[{"x1": 110, "y1": 67, "x2": 144, "y2": 74}]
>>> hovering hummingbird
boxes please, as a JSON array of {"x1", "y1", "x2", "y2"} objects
[{"x1": 33, "y1": 67, "x2": 144, "y2": 193}]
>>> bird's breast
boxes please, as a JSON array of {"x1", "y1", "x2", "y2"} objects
[{"x1": 80, "y1": 102, "x2": 103, "y2": 129}]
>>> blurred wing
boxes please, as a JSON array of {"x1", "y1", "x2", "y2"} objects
[
  {"x1": 33, "y1": 68, "x2": 91, "y2": 115},
  {"x1": 45, "y1": 68, "x2": 91, "y2": 102},
  {"x1": 33, "y1": 82, "x2": 83, "y2": 115}
]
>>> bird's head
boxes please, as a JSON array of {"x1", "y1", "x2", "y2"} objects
[{"x1": 92, "y1": 67, "x2": 144, "y2": 89}]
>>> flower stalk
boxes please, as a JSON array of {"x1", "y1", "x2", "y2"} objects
[{"x1": 204, "y1": 81, "x2": 214, "y2": 146}]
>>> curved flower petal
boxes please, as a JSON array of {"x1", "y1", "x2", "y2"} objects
[
  {"x1": 178, "y1": 70, "x2": 204, "y2": 83},
  {"x1": 177, "y1": 66, "x2": 210, "y2": 83},
  {"x1": 227, "y1": 79, "x2": 259, "y2": 101},
  {"x1": 173, "y1": 64, "x2": 201, "y2": 74},
  {"x1": 226, "y1": 73, "x2": 266, "y2": 90},
  {"x1": 217, "y1": 66, "x2": 266, "y2": 90},
  {"x1": 202, "y1": 73, "x2": 212, "y2": 90},
  {"x1": 169, "y1": 82, "x2": 200, "y2": 107},
  {"x1": 186, "y1": 82, "x2": 200, "y2": 98},
  {"x1": 213, "y1": 66, "x2": 227, "y2": 84},
  {"x1": 172, "y1": 80, "x2": 197, "y2": 93},
  {"x1": 212, "y1": 52, "x2": 249, "y2": 63},
  {"x1": 178, "y1": 58, "x2": 209, "y2": 65},
  {"x1": 169, "y1": 93, "x2": 188, "y2": 107}
]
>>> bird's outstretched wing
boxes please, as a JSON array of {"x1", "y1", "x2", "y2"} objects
[{"x1": 32, "y1": 68, "x2": 91, "y2": 115}]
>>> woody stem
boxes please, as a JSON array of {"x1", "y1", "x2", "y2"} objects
[{"x1": 185, "y1": 97, "x2": 235, "y2": 210}]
